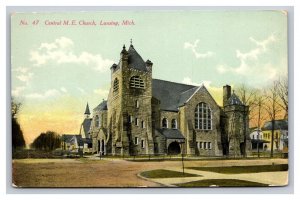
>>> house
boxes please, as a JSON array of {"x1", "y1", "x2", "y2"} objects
[
  {"x1": 249, "y1": 128, "x2": 270, "y2": 152},
  {"x1": 261, "y1": 120, "x2": 288, "y2": 152},
  {"x1": 85, "y1": 41, "x2": 250, "y2": 157}
]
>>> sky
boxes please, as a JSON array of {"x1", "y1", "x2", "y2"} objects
[{"x1": 11, "y1": 10, "x2": 288, "y2": 145}]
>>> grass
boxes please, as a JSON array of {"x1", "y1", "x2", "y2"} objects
[
  {"x1": 140, "y1": 169, "x2": 200, "y2": 179},
  {"x1": 176, "y1": 179, "x2": 269, "y2": 187},
  {"x1": 188, "y1": 164, "x2": 288, "y2": 174}
]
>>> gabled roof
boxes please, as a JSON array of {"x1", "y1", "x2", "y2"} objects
[
  {"x1": 156, "y1": 128, "x2": 185, "y2": 139},
  {"x1": 152, "y1": 79, "x2": 196, "y2": 111},
  {"x1": 178, "y1": 87, "x2": 199, "y2": 106},
  {"x1": 227, "y1": 93, "x2": 243, "y2": 105},
  {"x1": 127, "y1": 45, "x2": 148, "y2": 72},
  {"x1": 62, "y1": 134, "x2": 76, "y2": 143},
  {"x1": 81, "y1": 118, "x2": 92, "y2": 138},
  {"x1": 67, "y1": 135, "x2": 84, "y2": 146},
  {"x1": 93, "y1": 100, "x2": 108, "y2": 111},
  {"x1": 262, "y1": 120, "x2": 288, "y2": 131}
]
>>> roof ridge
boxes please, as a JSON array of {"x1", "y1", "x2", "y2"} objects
[
  {"x1": 180, "y1": 85, "x2": 199, "y2": 95},
  {"x1": 152, "y1": 78, "x2": 197, "y2": 87}
]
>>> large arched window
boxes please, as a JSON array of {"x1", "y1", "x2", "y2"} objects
[
  {"x1": 95, "y1": 115, "x2": 100, "y2": 128},
  {"x1": 195, "y1": 102, "x2": 212, "y2": 130},
  {"x1": 171, "y1": 119, "x2": 177, "y2": 129},
  {"x1": 113, "y1": 78, "x2": 119, "y2": 93},
  {"x1": 162, "y1": 118, "x2": 168, "y2": 128},
  {"x1": 130, "y1": 76, "x2": 145, "y2": 89}
]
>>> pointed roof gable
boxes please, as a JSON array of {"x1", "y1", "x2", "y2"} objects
[
  {"x1": 93, "y1": 100, "x2": 108, "y2": 111},
  {"x1": 227, "y1": 92, "x2": 243, "y2": 105},
  {"x1": 127, "y1": 44, "x2": 148, "y2": 72},
  {"x1": 84, "y1": 103, "x2": 91, "y2": 115}
]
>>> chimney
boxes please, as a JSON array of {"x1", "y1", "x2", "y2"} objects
[{"x1": 223, "y1": 85, "x2": 231, "y2": 106}]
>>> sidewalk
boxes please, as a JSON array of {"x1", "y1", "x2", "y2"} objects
[{"x1": 139, "y1": 166, "x2": 288, "y2": 187}]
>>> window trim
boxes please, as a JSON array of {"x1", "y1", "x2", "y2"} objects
[
  {"x1": 95, "y1": 115, "x2": 100, "y2": 128},
  {"x1": 135, "y1": 118, "x2": 139, "y2": 126},
  {"x1": 135, "y1": 100, "x2": 139, "y2": 108},
  {"x1": 134, "y1": 137, "x2": 139, "y2": 145},
  {"x1": 162, "y1": 118, "x2": 168, "y2": 128},
  {"x1": 141, "y1": 139, "x2": 145, "y2": 148},
  {"x1": 141, "y1": 120, "x2": 145, "y2": 128},
  {"x1": 171, "y1": 119, "x2": 177, "y2": 129},
  {"x1": 208, "y1": 142, "x2": 212, "y2": 150},
  {"x1": 195, "y1": 102, "x2": 212, "y2": 130}
]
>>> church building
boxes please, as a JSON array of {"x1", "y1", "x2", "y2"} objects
[{"x1": 82, "y1": 41, "x2": 250, "y2": 157}]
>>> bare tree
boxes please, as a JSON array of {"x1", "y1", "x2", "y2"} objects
[
  {"x1": 252, "y1": 92, "x2": 267, "y2": 157},
  {"x1": 236, "y1": 84, "x2": 257, "y2": 157},
  {"x1": 276, "y1": 76, "x2": 288, "y2": 119},
  {"x1": 264, "y1": 81, "x2": 282, "y2": 158},
  {"x1": 11, "y1": 97, "x2": 21, "y2": 119}
]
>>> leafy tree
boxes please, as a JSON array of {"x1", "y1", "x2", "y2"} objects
[
  {"x1": 31, "y1": 131, "x2": 61, "y2": 151},
  {"x1": 11, "y1": 98, "x2": 25, "y2": 150}
]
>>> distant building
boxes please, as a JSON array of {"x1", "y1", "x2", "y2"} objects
[
  {"x1": 85, "y1": 42, "x2": 250, "y2": 157},
  {"x1": 249, "y1": 129, "x2": 270, "y2": 152},
  {"x1": 261, "y1": 120, "x2": 288, "y2": 152}
]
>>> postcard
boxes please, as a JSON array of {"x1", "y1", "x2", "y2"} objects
[{"x1": 11, "y1": 10, "x2": 288, "y2": 188}]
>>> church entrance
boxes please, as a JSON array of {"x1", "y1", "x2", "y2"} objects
[{"x1": 167, "y1": 141, "x2": 181, "y2": 155}]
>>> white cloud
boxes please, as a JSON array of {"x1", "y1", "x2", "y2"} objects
[
  {"x1": 77, "y1": 87, "x2": 86, "y2": 94},
  {"x1": 182, "y1": 77, "x2": 211, "y2": 87},
  {"x1": 60, "y1": 87, "x2": 67, "y2": 93},
  {"x1": 236, "y1": 34, "x2": 276, "y2": 61},
  {"x1": 25, "y1": 89, "x2": 60, "y2": 99},
  {"x1": 12, "y1": 86, "x2": 26, "y2": 97},
  {"x1": 217, "y1": 34, "x2": 277, "y2": 76},
  {"x1": 16, "y1": 72, "x2": 33, "y2": 83},
  {"x1": 30, "y1": 37, "x2": 114, "y2": 72},
  {"x1": 184, "y1": 39, "x2": 214, "y2": 59},
  {"x1": 12, "y1": 67, "x2": 29, "y2": 73}
]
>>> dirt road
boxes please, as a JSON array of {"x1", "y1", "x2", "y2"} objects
[{"x1": 12, "y1": 158, "x2": 288, "y2": 188}]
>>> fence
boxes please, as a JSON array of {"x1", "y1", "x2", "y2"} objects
[{"x1": 12, "y1": 149, "x2": 288, "y2": 160}]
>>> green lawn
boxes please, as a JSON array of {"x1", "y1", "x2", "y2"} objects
[
  {"x1": 188, "y1": 164, "x2": 288, "y2": 174},
  {"x1": 176, "y1": 179, "x2": 269, "y2": 187},
  {"x1": 140, "y1": 169, "x2": 201, "y2": 179}
]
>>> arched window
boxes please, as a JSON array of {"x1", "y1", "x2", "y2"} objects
[
  {"x1": 162, "y1": 118, "x2": 168, "y2": 128},
  {"x1": 113, "y1": 78, "x2": 119, "y2": 93},
  {"x1": 195, "y1": 102, "x2": 212, "y2": 130},
  {"x1": 95, "y1": 115, "x2": 100, "y2": 128},
  {"x1": 141, "y1": 120, "x2": 145, "y2": 128},
  {"x1": 130, "y1": 76, "x2": 145, "y2": 89},
  {"x1": 171, "y1": 119, "x2": 177, "y2": 129},
  {"x1": 135, "y1": 100, "x2": 139, "y2": 108}
]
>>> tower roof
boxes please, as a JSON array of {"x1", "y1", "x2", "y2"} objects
[
  {"x1": 127, "y1": 43, "x2": 148, "y2": 71},
  {"x1": 84, "y1": 102, "x2": 91, "y2": 115},
  {"x1": 227, "y1": 92, "x2": 243, "y2": 105},
  {"x1": 93, "y1": 100, "x2": 108, "y2": 111}
]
